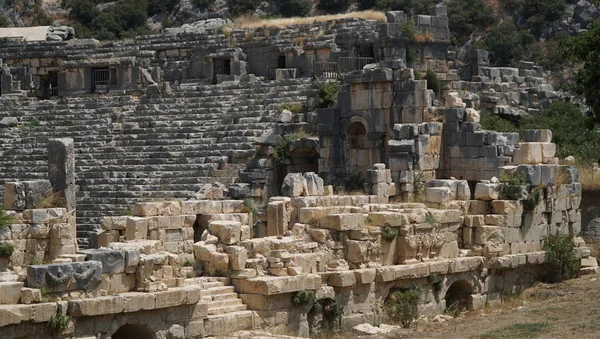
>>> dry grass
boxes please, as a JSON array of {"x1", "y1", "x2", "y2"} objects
[
  {"x1": 35, "y1": 191, "x2": 65, "y2": 209},
  {"x1": 244, "y1": 29, "x2": 254, "y2": 41},
  {"x1": 233, "y1": 10, "x2": 386, "y2": 29},
  {"x1": 577, "y1": 166, "x2": 600, "y2": 191},
  {"x1": 413, "y1": 31, "x2": 434, "y2": 43}
]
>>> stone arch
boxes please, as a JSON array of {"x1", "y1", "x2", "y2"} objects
[
  {"x1": 444, "y1": 279, "x2": 473, "y2": 312},
  {"x1": 111, "y1": 323, "x2": 155, "y2": 339},
  {"x1": 343, "y1": 116, "x2": 372, "y2": 177}
]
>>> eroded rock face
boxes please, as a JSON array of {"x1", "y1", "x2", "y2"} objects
[{"x1": 46, "y1": 26, "x2": 75, "y2": 41}]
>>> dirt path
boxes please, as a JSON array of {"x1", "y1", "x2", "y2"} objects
[{"x1": 400, "y1": 272, "x2": 600, "y2": 338}]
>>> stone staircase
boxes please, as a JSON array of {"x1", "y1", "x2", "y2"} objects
[
  {"x1": 183, "y1": 277, "x2": 256, "y2": 336},
  {"x1": 0, "y1": 78, "x2": 316, "y2": 246}
]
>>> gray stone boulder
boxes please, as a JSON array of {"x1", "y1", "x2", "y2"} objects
[
  {"x1": 0, "y1": 117, "x2": 17, "y2": 127},
  {"x1": 79, "y1": 249, "x2": 125, "y2": 274},
  {"x1": 281, "y1": 173, "x2": 307, "y2": 197},
  {"x1": 304, "y1": 172, "x2": 324, "y2": 196},
  {"x1": 27, "y1": 261, "x2": 102, "y2": 292}
]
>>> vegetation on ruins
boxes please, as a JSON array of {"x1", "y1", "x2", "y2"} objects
[
  {"x1": 272, "y1": 136, "x2": 292, "y2": 165},
  {"x1": 413, "y1": 171, "x2": 425, "y2": 202},
  {"x1": 0, "y1": 242, "x2": 14, "y2": 258},
  {"x1": 444, "y1": 300, "x2": 461, "y2": 318},
  {"x1": 524, "y1": 186, "x2": 542, "y2": 212},
  {"x1": 427, "y1": 273, "x2": 443, "y2": 293},
  {"x1": 425, "y1": 212, "x2": 435, "y2": 225},
  {"x1": 243, "y1": 198, "x2": 266, "y2": 224},
  {"x1": 278, "y1": 103, "x2": 303, "y2": 114},
  {"x1": 315, "y1": 81, "x2": 339, "y2": 108},
  {"x1": 385, "y1": 287, "x2": 422, "y2": 328},
  {"x1": 543, "y1": 234, "x2": 580, "y2": 283},
  {"x1": 446, "y1": 0, "x2": 495, "y2": 45},
  {"x1": 48, "y1": 314, "x2": 71, "y2": 335},
  {"x1": 0, "y1": 207, "x2": 12, "y2": 230},
  {"x1": 292, "y1": 289, "x2": 315, "y2": 305},
  {"x1": 499, "y1": 170, "x2": 526, "y2": 201},
  {"x1": 381, "y1": 226, "x2": 398, "y2": 241},
  {"x1": 476, "y1": 21, "x2": 536, "y2": 67},
  {"x1": 560, "y1": 25, "x2": 600, "y2": 123},
  {"x1": 481, "y1": 102, "x2": 600, "y2": 167},
  {"x1": 425, "y1": 69, "x2": 441, "y2": 98},
  {"x1": 317, "y1": 0, "x2": 351, "y2": 14},
  {"x1": 329, "y1": 170, "x2": 363, "y2": 194}
]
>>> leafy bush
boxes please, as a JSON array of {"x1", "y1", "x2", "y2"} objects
[
  {"x1": 482, "y1": 21, "x2": 536, "y2": 66},
  {"x1": 425, "y1": 69, "x2": 441, "y2": 97},
  {"x1": 322, "y1": 299, "x2": 344, "y2": 319},
  {"x1": 0, "y1": 207, "x2": 12, "y2": 230},
  {"x1": 0, "y1": 243, "x2": 13, "y2": 258},
  {"x1": 444, "y1": 301, "x2": 461, "y2": 317},
  {"x1": 427, "y1": 273, "x2": 442, "y2": 293},
  {"x1": 381, "y1": 226, "x2": 398, "y2": 241},
  {"x1": 66, "y1": 0, "x2": 151, "y2": 40},
  {"x1": 316, "y1": 81, "x2": 339, "y2": 108},
  {"x1": 228, "y1": 0, "x2": 261, "y2": 17},
  {"x1": 48, "y1": 314, "x2": 71, "y2": 334},
  {"x1": 317, "y1": 0, "x2": 350, "y2": 13},
  {"x1": 192, "y1": 0, "x2": 211, "y2": 10},
  {"x1": 292, "y1": 290, "x2": 315, "y2": 305},
  {"x1": 385, "y1": 287, "x2": 422, "y2": 328},
  {"x1": 561, "y1": 25, "x2": 600, "y2": 123},
  {"x1": 447, "y1": 0, "x2": 496, "y2": 44},
  {"x1": 524, "y1": 187, "x2": 542, "y2": 212},
  {"x1": 499, "y1": 170, "x2": 527, "y2": 200},
  {"x1": 279, "y1": 103, "x2": 303, "y2": 114},
  {"x1": 277, "y1": 0, "x2": 311, "y2": 17},
  {"x1": 521, "y1": 0, "x2": 566, "y2": 38},
  {"x1": 330, "y1": 170, "x2": 363, "y2": 194},
  {"x1": 0, "y1": 14, "x2": 12, "y2": 27},
  {"x1": 272, "y1": 136, "x2": 292, "y2": 165},
  {"x1": 481, "y1": 102, "x2": 600, "y2": 166},
  {"x1": 543, "y1": 234, "x2": 580, "y2": 282}
]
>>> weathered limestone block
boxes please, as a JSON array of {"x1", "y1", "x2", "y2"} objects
[
  {"x1": 347, "y1": 240, "x2": 368, "y2": 263},
  {"x1": 425, "y1": 187, "x2": 454, "y2": 203},
  {"x1": 68, "y1": 295, "x2": 125, "y2": 316},
  {"x1": 79, "y1": 249, "x2": 125, "y2": 274},
  {"x1": 267, "y1": 198, "x2": 290, "y2": 236},
  {"x1": 513, "y1": 142, "x2": 542, "y2": 164},
  {"x1": 27, "y1": 261, "x2": 102, "y2": 292},
  {"x1": 208, "y1": 220, "x2": 241, "y2": 245},
  {"x1": 4, "y1": 180, "x2": 52, "y2": 211},
  {"x1": 48, "y1": 138, "x2": 76, "y2": 211},
  {"x1": 319, "y1": 214, "x2": 363, "y2": 231},
  {"x1": 474, "y1": 183, "x2": 501, "y2": 200},
  {"x1": 208, "y1": 252, "x2": 229, "y2": 275},
  {"x1": 101, "y1": 216, "x2": 129, "y2": 231},
  {"x1": 133, "y1": 202, "x2": 161, "y2": 216},
  {"x1": 0, "y1": 281, "x2": 23, "y2": 304},
  {"x1": 226, "y1": 246, "x2": 247, "y2": 270},
  {"x1": 193, "y1": 241, "x2": 216, "y2": 261},
  {"x1": 233, "y1": 274, "x2": 322, "y2": 295},
  {"x1": 126, "y1": 217, "x2": 149, "y2": 240},
  {"x1": 304, "y1": 172, "x2": 324, "y2": 196},
  {"x1": 20, "y1": 287, "x2": 42, "y2": 304},
  {"x1": 281, "y1": 173, "x2": 307, "y2": 197},
  {"x1": 397, "y1": 236, "x2": 420, "y2": 263},
  {"x1": 524, "y1": 129, "x2": 552, "y2": 143},
  {"x1": 368, "y1": 212, "x2": 408, "y2": 227},
  {"x1": 328, "y1": 271, "x2": 356, "y2": 287}
]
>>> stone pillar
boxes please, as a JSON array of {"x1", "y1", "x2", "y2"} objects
[{"x1": 48, "y1": 138, "x2": 76, "y2": 211}]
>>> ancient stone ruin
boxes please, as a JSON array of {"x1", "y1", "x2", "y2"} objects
[{"x1": 0, "y1": 5, "x2": 597, "y2": 338}]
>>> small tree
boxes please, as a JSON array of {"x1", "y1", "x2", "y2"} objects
[
  {"x1": 385, "y1": 287, "x2": 422, "y2": 328},
  {"x1": 543, "y1": 234, "x2": 580, "y2": 283},
  {"x1": 317, "y1": 0, "x2": 350, "y2": 13}
]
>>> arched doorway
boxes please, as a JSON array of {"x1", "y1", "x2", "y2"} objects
[
  {"x1": 112, "y1": 323, "x2": 155, "y2": 339},
  {"x1": 345, "y1": 121, "x2": 370, "y2": 177},
  {"x1": 444, "y1": 280, "x2": 473, "y2": 312}
]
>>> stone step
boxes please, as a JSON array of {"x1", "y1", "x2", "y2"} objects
[
  {"x1": 203, "y1": 310, "x2": 255, "y2": 337},
  {"x1": 207, "y1": 303, "x2": 248, "y2": 315},
  {"x1": 205, "y1": 286, "x2": 236, "y2": 296},
  {"x1": 211, "y1": 292, "x2": 239, "y2": 301}
]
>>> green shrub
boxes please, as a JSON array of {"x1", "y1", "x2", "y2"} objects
[
  {"x1": 0, "y1": 243, "x2": 14, "y2": 258},
  {"x1": 277, "y1": 0, "x2": 311, "y2": 17},
  {"x1": 479, "y1": 114, "x2": 520, "y2": 134},
  {"x1": 480, "y1": 102, "x2": 600, "y2": 165},
  {"x1": 272, "y1": 136, "x2": 292, "y2": 165},
  {"x1": 543, "y1": 234, "x2": 580, "y2": 283},
  {"x1": 500, "y1": 170, "x2": 527, "y2": 200},
  {"x1": 521, "y1": 0, "x2": 566, "y2": 38},
  {"x1": 425, "y1": 212, "x2": 435, "y2": 225},
  {"x1": 48, "y1": 314, "x2": 71, "y2": 334},
  {"x1": 374, "y1": 0, "x2": 439, "y2": 14},
  {"x1": 425, "y1": 69, "x2": 441, "y2": 97},
  {"x1": 182, "y1": 259, "x2": 194, "y2": 267},
  {"x1": 482, "y1": 21, "x2": 536, "y2": 66},
  {"x1": 316, "y1": 81, "x2": 339, "y2": 108},
  {"x1": 524, "y1": 187, "x2": 542, "y2": 212},
  {"x1": 385, "y1": 287, "x2": 422, "y2": 328},
  {"x1": 381, "y1": 226, "x2": 398, "y2": 241},
  {"x1": 444, "y1": 301, "x2": 461, "y2": 317},
  {"x1": 317, "y1": 0, "x2": 350, "y2": 13},
  {"x1": 330, "y1": 170, "x2": 363, "y2": 194},
  {"x1": 292, "y1": 290, "x2": 315, "y2": 305},
  {"x1": 192, "y1": 0, "x2": 211, "y2": 10},
  {"x1": 399, "y1": 19, "x2": 416, "y2": 41},
  {"x1": 227, "y1": 0, "x2": 261, "y2": 16},
  {"x1": 0, "y1": 207, "x2": 12, "y2": 230},
  {"x1": 0, "y1": 14, "x2": 12, "y2": 27},
  {"x1": 447, "y1": 0, "x2": 496, "y2": 45},
  {"x1": 322, "y1": 299, "x2": 344, "y2": 319},
  {"x1": 405, "y1": 45, "x2": 416, "y2": 65}
]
